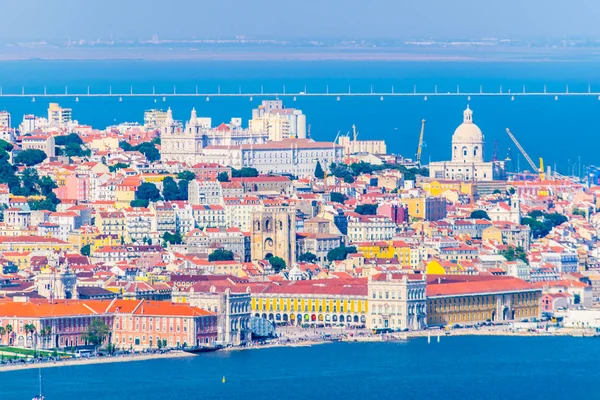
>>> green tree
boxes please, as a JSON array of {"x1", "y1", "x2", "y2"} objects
[
  {"x1": 177, "y1": 180, "x2": 189, "y2": 201},
  {"x1": 508, "y1": 187, "x2": 516, "y2": 195},
  {"x1": 162, "y1": 177, "x2": 184, "y2": 201},
  {"x1": 130, "y1": 199, "x2": 149, "y2": 208},
  {"x1": 298, "y1": 252, "x2": 318, "y2": 263},
  {"x1": 162, "y1": 231, "x2": 183, "y2": 245},
  {"x1": 522, "y1": 211, "x2": 568, "y2": 239},
  {"x1": 330, "y1": 192, "x2": 345, "y2": 204},
  {"x1": 217, "y1": 171, "x2": 230, "y2": 182},
  {"x1": 17, "y1": 168, "x2": 41, "y2": 196},
  {"x1": 136, "y1": 142, "x2": 160, "y2": 162},
  {"x1": 0, "y1": 139, "x2": 13, "y2": 152},
  {"x1": 28, "y1": 192, "x2": 60, "y2": 212},
  {"x1": 177, "y1": 170, "x2": 196, "y2": 181},
  {"x1": 269, "y1": 256, "x2": 287, "y2": 272},
  {"x1": 14, "y1": 149, "x2": 47, "y2": 166},
  {"x1": 39, "y1": 176, "x2": 58, "y2": 196},
  {"x1": 329, "y1": 163, "x2": 354, "y2": 179},
  {"x1": 0, "y1": 149, "x2": 18, "y2": 190},
  {"x1": 343, "y1": 175, "x2": 355, "y2": 184},
  {"x1": 470, "y1": 210, "x2": 490, "y2": 220},
  {"x1": 119, "y1": 141, "x2": 134, "y2": 151},
  {"x1": 64, "y1": 141, "x2": 90, "y2": 157},
  {"x1": 492, "y1": 189, "x2": 502, "y2": 195},
  {"x1": 327, "y1": 246, "x2": 357, "y2": 262},
  {"x1": 151, "y1": 136, "x2": 161, "y2": 145},
  {"x1": 350, "y1": 161, "x2": 373, "y2": 176},
  {"x1": 314, "y1": 161, "x2": 325, "y2": 179},
  {"x1": 84, "y1": 318, "x2": 110, "y2": 351},
  {"x1": 231, "y1": 167, "x2": 258, "y2": 178},
  {"x1": 81, "y1": 244, "x2": 91, "y2": 257},
  {"x1": 574, "y1": 294, "x2": 581, "y2": 304},
  {"x1": 500, "y1": 245, "x2": 528, "y2": 264},
  {"x1": 208, "y1": 249, "x2": 235, "y2": 262},
  {"x1": 55, "y1": 133, "x2": 83, "y2": 146},
  {"x1": 136, "y1": 182, "x2": 161, "y2": 202},
  {"x1": 109, "y1": 163, "x2": 130, "y2": 172},
  {"x1": 120, "y1": 141, "x2": 160, "y2": 162},
  {"x1": 355, "y1": 204, "x2": 378, "y2": 215},
  {"x1": 573, "y1": 208, "x2": 586, "y2": 217}
]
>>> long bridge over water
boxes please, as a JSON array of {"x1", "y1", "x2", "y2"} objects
[{"x1": 1, "y1": 84, "x2": 600, "y2": 99}]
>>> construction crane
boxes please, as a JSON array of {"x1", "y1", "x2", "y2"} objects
[
  {"x1": 505, "y1": 128, "x2": 545, "y2": 181},
  {"x1": 415, "y1": 119, "x2": 426, "y2": 166}
]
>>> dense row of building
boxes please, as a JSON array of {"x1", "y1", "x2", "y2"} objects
[{"x1": 0, "y1": 102, "x2": 598, "y2": 352}]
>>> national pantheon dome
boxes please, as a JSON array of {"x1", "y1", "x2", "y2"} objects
[{"x1": 451, "y1": 105, "x2": 484, "y2": 163}]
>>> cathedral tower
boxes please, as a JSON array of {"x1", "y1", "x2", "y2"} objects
[{"x1": 251, "y1": 204, "x2": 296, "y2": 269}]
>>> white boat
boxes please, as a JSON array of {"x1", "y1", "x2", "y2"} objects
[{"x1": 32, "y1": 368, "x2": 45, "y2": 400}]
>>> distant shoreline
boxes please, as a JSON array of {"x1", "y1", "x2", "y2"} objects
[{"x1": 2, "y1": 46, "x2": 600, "y2": 62}]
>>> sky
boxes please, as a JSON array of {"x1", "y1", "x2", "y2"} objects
[{"x1": 4, "y1": 0, "x2": 600, "y2": 41}]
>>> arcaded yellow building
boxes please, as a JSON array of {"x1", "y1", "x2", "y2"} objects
[{"x1": 426, "y1": 276, "x2": 541, "y2": 325}]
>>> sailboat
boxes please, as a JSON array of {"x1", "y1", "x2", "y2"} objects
[{"x1": 32, "y1": 368, "x2": 45, "y2": 400}]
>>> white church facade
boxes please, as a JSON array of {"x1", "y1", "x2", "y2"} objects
[
  {"x1": 429, "y1": 106, "x2": 505, "y2": 182},
  {"x1": 160, "y1": 108, "x2": 269, "y2": 164}
]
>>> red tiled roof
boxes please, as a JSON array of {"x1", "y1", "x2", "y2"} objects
[{"x1": 427, "y1": 276, "x2": 539, "y2": 297}]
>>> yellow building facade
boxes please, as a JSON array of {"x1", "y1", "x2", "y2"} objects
[
  {"x1": 95, "y1": 211, "x2": 126, "y2": 239},
  {"x1": 251, "y1": 293, "x2": 368, "y2": 325},
  {"x1": 0, "y1": 237, "x2": 74, "y2": 254},
  {"x1": 427, "y1": 279, "x2": 541, "y2": 326},
  {"x1": 420, "y1": 180, "x2": 475, "y2": 198},
  {"x1": 355, "y1": 241, "x2": 413, "y2": 265}
]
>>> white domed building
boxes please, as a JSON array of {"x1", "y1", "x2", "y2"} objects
[{"x1": 429, "y1": 106, "x2": 505, "y2": 181}]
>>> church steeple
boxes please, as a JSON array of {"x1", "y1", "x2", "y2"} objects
[
  {"x1": 463, "y1": 105, "x2": 473, "y2": 124},
  {"x1": 165, "y1": 107, "x2": 174, "y2": 125}
]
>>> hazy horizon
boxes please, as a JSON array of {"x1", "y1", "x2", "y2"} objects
[{"x1": 4, "y1": 0, "x2": 600, "y2": 42}]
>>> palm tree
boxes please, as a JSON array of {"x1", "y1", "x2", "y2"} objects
[
  {"x1": 5, "y1": 324, "x2": 13, "y2": 346},
  {"x1": 40, "y1": 326, "x2": 52, "y2": 350},
  {"x1": 24, "y1": 324, "x2": 37, "y2": 350},
  {"x1": 0, "y1": 326, "x2": 5, "y2": 345}
]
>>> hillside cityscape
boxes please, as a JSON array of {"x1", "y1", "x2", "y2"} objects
[{"x1": 0, "y1": 98, "x2": 598, "y2": 373}]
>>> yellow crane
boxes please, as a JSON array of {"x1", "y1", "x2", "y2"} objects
[
  {"x1": 505, "y1": 128, "x2": 545, "y2": 180},
  {"x1": 415, "y1": 119, "x2": 426, "y2": 167}
]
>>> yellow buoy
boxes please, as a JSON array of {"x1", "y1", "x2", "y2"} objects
[{"x1": 222, "y1": 376, "x2": 226, "y2": 383}]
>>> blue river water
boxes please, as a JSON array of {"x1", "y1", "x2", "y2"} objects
[
  {"x1": 0, "y1": 60, "x2": 599, "y2": 173},
  {"x1": 1, "y1": 337, "x2": 598, "y2": 399}
]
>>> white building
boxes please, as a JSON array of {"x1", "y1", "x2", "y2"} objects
[
  {"x1": 200, "y1": 138, "x2": 344, "y2": 177},
  {"x1": 347, "y1": 215, "x2": 397, "y2": 242},
  {"x1": 486, "y1": 194, "x2": 521, "y2": 224},
  {"x1": 249, "y1": 100, "x2": 307, "y2": 141},
  {"x1": 20, "y1": 115, "x2": 43, "y2": 135},
  {"x1": 160, "y1": 108, "x2": 268, "y2": 164},
  {"x1": 187, "y1": 286, "x2": 252, "y2": 346},
  {"x1": 21, "y1": 134, "x2": 56, "y2": 157},
  {"x1": 541, "y1": 251, "x2": 579, "y2": 274},
  {"x1": 429, "y1": 106, "x2": 505, "y2": 181},
  {"x1": 222, "y1": 196, "x2": 262, "y2": 231},
  {"x1": 367, "y1": 273, "x2": 427, "y2": 331},
  {"x1": 505, "y1": 260, "x2": 531, "y2": 282},
  {"x1": 188, "y1": 180, "x2": 223, "y2": 205}
]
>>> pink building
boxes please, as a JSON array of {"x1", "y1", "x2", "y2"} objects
[
  {"x1": 56, "y1": 174, "x2": 90, "y2": 202},
  {"x1": 377, "y1": 203, "x2": 408, "y2": 224}
]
